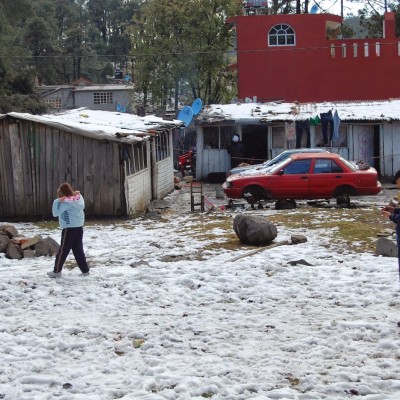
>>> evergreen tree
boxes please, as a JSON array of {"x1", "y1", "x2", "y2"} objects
[
  {"x1": 358, "y1": 2, "x2": 399, "y2": 38},
  {"x1": 130, "y1": 0, "x2": 242, "y2": 112},
  {"x1": 0, "y1": 0, "x2": 47, "y2": 112}
]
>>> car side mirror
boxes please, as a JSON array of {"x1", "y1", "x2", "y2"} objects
[{"x1": 278, "y1": 170, "x2": 284, "y2": 175}]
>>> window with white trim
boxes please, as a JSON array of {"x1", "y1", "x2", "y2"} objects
[
  {"x1": 45, "y1": 98, "x2": 61, "y2": 109},
  {"x1": 122, "y1": 142, "x2": 148, "y2": 176},
  {"x1": 94, "y1": 92, "x2": 113, "y2": 104},
  {"x1": 155, "y1": 131, "x2": 171, "y2": 162},
  {"x1": 268, "y1": 24, "x2": 295, "y2": 46}
]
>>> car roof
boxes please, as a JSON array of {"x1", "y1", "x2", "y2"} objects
[
  {"x1": 289, "y1": 152, "x2": 340, "y2": 160},
  {"x1": 283, "y1": 148, "x2": 329, "y2": 154}
]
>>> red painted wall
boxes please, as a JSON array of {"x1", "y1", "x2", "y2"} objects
[{"x1": 232, "y1": 12, "x2": 400, "y2": 102}]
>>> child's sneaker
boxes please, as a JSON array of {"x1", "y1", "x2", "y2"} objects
[
  {"x1": 47, "y1": 271, "x2": 61, "y2": 278},
  {"x1": 81, "y1": 272, "x2": 90, "y2": 276}
]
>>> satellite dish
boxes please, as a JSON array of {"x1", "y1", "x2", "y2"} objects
[
  {"x1": 177, "y1": 106, "x2": 193, "y2": 127},
  {"x1": 310, "y1": 4, "x2": 318, "y2": 13},
  {"x1": 191, "y1": 98, "x2": 202, "y2": 115}
]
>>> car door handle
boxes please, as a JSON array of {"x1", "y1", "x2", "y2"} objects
[
  {"x1": 335, "y1": 176, "x2": 342, "y2": 178},
  {"x1": 301, "y1": 176, "x2": 308, "y2": 180}
]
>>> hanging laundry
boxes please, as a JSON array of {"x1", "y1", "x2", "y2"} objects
[
  {"x1": 332, "y1": 110, "x2": 341, "y2": 142},
  {"x1": 285, "y1": 121, "x2": 296, "y2": 149},
  {"x1": 295, "y1": 119, "x2": 311, "y2": 148},
  {"x1": 310, "y1": 115, "x2": 321, "y2": 126},
  {"x1": 320, "y1": 111, "x2": 334, "y2": 145}
]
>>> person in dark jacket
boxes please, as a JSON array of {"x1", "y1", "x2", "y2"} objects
[
  {"x1": 47, "y1": 182, "x2": 90, "y2": 278},
  {"x1": 382, "y1": 170, "x2": 400, "y2": 281},
  {"x1": 228, "y1": 135, "x2": 246, "y2": 168}
]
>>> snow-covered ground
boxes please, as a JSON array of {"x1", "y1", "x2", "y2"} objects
[{"x1": 1, "y1": 184, "x2": 400, "y2": 400}]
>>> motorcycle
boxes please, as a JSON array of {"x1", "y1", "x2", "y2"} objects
[{"x1": 178, "y1": 150, "x2": 196, "y2": 177}]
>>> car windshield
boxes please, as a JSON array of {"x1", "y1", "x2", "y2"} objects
[
  {"x1": 340, "y1": 157, "x2": 358, "y2": 171},
  {"x1": 268, "y1": 157, "x2": 293, "y2": 173},
  {"x1": 265, "y1": 149, "x2": 327, "y2": 168},
  {"x1": 265, "y1": 153, "x2": 288, "y2": 166}
]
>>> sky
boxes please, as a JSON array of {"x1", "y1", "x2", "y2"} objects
[
  {"x1": 317, "y1": 0, "x2": 383, "y2": 17},
  {"x1": 1, "y1": 185, "x2": 400, "y2": 400}
]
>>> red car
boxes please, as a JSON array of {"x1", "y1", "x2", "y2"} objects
[{"x1": 222, "y1": 153, "x2": 382, "y2": 206}]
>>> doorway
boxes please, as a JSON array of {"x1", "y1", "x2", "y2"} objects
[{"x1": 241, "y1": 124, "x2": 269, "y2": 165}]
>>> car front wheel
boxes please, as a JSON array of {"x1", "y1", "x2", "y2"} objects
[{"x1": 242, "y1": 186, "x2": 267, "y2": 204}]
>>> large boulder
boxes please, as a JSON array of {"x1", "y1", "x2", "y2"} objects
[
  {"x1": 34, "y1": 237, "x2": 60, "y2": 256},
  {"x1": 376, "y1": 237, "x2": 397, "y2": 257},
  {"x1": 6, "y1": 243, "x2": 23, "y2": 260},
  {"x1": 233, "y1": 214, "x2": 277, "y2": 245},
  {"x1": 0, "y1": 225, "x2": 18, "y2": 238},
  {"x1": 0, "y1": 234, "x2": 10, "y2": 253}
]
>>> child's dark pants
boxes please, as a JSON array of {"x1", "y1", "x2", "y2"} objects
[{"x1": 54, "y1": 227, "x2": 89, "y2": 273}]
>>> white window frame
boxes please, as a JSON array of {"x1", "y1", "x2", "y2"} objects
[
  {"x1": 94, "y1": 92, "x2": 113, "y2": 104},
  {"x1": 268, "y1": 24, "x2": 296, "y2": 47},
  {"x1": 155, "y1": 132, "x2": 171, "y2": 162},
  {"x1": 45, "y1": 98, "x2": 62, "y2": 109},
  {"x1": 124, "y1": 142, "x2": 148, "y2": 176}
]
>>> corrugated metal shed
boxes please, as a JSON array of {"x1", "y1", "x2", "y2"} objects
[
  {"x1": 197, "y1": 99, "x2": 400, "y2": 123},
  {"x1": 1, "y1": 108, "x2": 182, "y2": 142}
]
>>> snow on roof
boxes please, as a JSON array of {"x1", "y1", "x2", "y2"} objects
[
  {"x1": 197, "y1": 99, "x2": 400, "y2": 123},
  {"x1": 72, "y1": 85, "x2": 133, "y2": 92},
  {"x1": 5, "y1": 108, "x2": 183, "y2": 143}
]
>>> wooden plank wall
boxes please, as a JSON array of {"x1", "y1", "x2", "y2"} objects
[
  {"x1": 0, "y1": 120, "x2": 16, "y2": 216},
  {"x1": 0, "y1": 118, "x2": 123, "y2": 218}
]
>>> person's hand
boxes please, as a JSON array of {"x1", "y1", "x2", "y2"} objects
[
  {"x1": 59, "y1": 196, "x2": 66, "y2": 203},
  {"x1": 383, "y1": 205, "x2": 394, "y2": 213},
  {"x1": 382, "y1": 210, "x2": 391, "y2": 218}
]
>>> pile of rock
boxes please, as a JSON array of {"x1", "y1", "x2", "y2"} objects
[{"x1": 0, "y1": 224, "x2": 59, "y2": 260}]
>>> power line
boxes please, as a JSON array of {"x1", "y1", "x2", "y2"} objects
[{"x1": 0, "y1": 39, "x2": 399, "y2": 60}]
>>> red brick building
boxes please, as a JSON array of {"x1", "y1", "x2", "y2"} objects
[{"x1": 229, "y1": 12, "x2": 398, "y2": 102}]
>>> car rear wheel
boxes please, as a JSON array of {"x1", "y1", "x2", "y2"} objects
[
  {"x1": 242, "y1": 186, "x2": 267, "y2": 204},
  {"x1": 334, "y1": 185, "x2": 357, "y2": 208}
]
